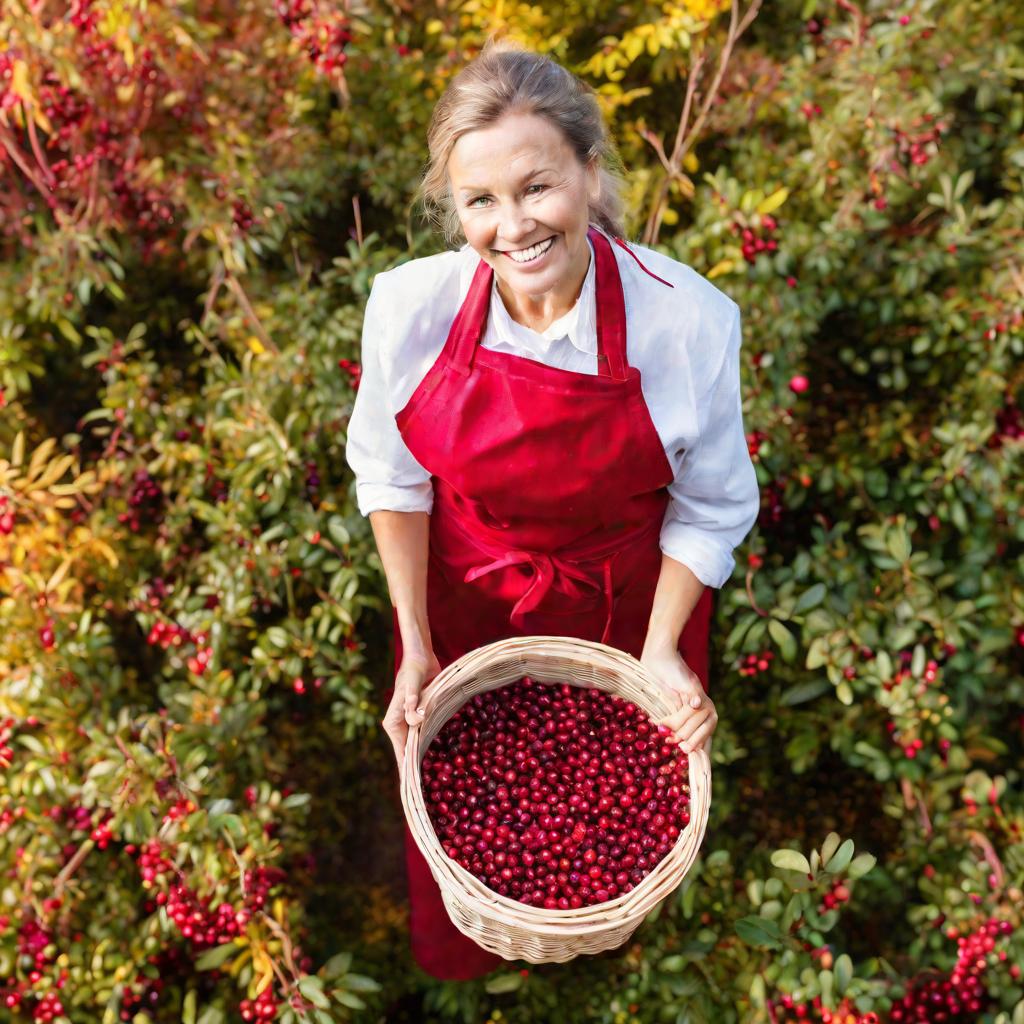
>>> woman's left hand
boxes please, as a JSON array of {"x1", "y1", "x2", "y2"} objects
[{"x1": 639, "y1": 646, "x2": 718, "y2": 755}]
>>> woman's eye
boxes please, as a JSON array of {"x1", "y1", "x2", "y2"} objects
[
  {"x1": 469, "y1": 196, "x2": 489, "y2": 207},
  {"x1": 527, "y1": 184, "x2": 546, "y2": 195}
]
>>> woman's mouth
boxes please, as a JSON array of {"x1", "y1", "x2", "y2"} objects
[{"x1": 498, "y1": 236, "x2": 556, "y2": 266}]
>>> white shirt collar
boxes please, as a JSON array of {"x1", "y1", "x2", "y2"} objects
[{"x1": 461, "y1": 235, "x2": 598, "y2": 356}]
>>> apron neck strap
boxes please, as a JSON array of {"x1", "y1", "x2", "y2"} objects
[{"x1": 449, "y1": 225, "x2": 629, "y2": 381}]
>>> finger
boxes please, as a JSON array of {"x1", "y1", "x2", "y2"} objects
[
  {"x1": 657, "y1": 705, "x2": 703, "y2": 733},
  {"x1": 400, "y1": 679, "x2": 426, "y2": 725},
  {"x1": 681, "y1": 717, "x2": 717, "y2": 754},
  {"x1": 675, "y1": 708, "x2": 712, "y2": 744}
]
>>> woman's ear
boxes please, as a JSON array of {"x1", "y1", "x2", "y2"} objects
[{"x1": 586, "y1": 158, "x2": 601, "y2": 205}]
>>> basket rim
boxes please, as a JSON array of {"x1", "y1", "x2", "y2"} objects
[{"x1": 399, "y1": 635, "x2": 711, "y2": 933}]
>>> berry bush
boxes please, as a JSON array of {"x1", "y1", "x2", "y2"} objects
[{"x1": 1, "y1": 1, "x2": 1022, "y2": 1022}]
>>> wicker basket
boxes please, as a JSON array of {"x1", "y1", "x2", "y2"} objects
[{"x1": 399, "y1": 635, "x2": 712, "y2": 964}]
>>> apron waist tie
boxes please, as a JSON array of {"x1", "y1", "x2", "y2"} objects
[{"x1": 465, "y1": 550, "x2": 616, "y2": 645}]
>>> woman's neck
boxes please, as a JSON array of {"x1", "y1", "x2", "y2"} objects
[{"x1": 495, "y1": 240, "x2": 592, "y2": 334}]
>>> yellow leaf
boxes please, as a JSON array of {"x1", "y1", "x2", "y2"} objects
[
  {"x1": 757, "y1": 187, "x2": 789, "y2": 215},
  {"x1": 11, "y1": 60, "x2": 32, "y2": 102},
  {"x1": 28, "y1": 437, "x2": 57, "y2": 477},
  {"x1": 246, "y1": 336, "x2": 265, "y2": 356},
  {"x1": 46, "y1": 558, "x2": 73, "y2": 593},
  {"x1": 426, "y1": 18, "x2": 444, "y2": 33},
  {"x1": 683, "y1": 152, "x2": 699, "y2": 173},
  {"x1": 91, "y1": 540, "x2": 120, "y2": 568},
  {"x1": 11, "y1": 432, "x2": 25, "y2": 469},
  {"x1": 624, "y1": 34, "x2": 645, "y2": 62},
  {"x1": 661, "y1": 207, "x2": 679, "y2": 226},
  {"x1": 707, "y1": 258, "x2": 736, "y2": 279},
  {"x1": 273, "y1": 898, "x2": 287, "y2": 925}
]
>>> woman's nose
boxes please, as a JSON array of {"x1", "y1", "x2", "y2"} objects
[{"x1": 496, "y1": 204, "x2": 535, "y2": 245}]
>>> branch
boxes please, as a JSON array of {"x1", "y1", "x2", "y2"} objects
[{"x1": 641, "y1": 0, "x2": 764, "y2": 246}]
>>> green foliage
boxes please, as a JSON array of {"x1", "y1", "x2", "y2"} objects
[{"x1": 1, "y1": 0, "x2": 1023, "y2": 1022}]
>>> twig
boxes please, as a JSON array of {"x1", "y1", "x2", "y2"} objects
[
  {"x1": 224, "y1": 272, "x2": 281, "y2": 355},
  {"x1": 52, "y1": 838, "x2": 95, "y2": 898},
  {"x1": 352, "y1": 194, "x2": 363, "y2": 247},
  {"x1": 641, "y1": 0, "x2": 763, "y2": 246},
  {"x1": 746, "y1": 569, "x2": 769, "y2": 616}
]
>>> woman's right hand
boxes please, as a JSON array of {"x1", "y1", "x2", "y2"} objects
[{"x1": 382, "y1": 649, "x2": 442, "y2": 777}]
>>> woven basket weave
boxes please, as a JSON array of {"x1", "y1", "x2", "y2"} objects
[{"x1": 399, "y1": 635, "x2": 712, "y2": 964}]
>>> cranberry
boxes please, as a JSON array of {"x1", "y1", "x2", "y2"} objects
[{"x1": 420, "y1": 677, "x2": 690, "y2": 909}]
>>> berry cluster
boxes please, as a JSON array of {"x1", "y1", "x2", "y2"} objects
[
  {"x1": 889, "y1": 918, "x2": 1013, "y2": 1021},
  {"x1": 758, "y1": 480, "x2": 786, "y2": 529},
  {"x1": 733, "y1": 214, "x2": 780, "y2": 265},
  {"x1": 988, "y1": 396, "x2": 1022, "y2": 449},
  {"x1": 0, "y1": 494, "x2": 14, "y2": 534},
  {"x1": 146, "y1": 620, "x2": 214, "y2": 677},
  {"x1": 244, "y1": 866, "x2": 288, "y2": 910},
  {"x1": 338, "y1": 357, "x2": 362, "y2": 389},
  {"x1": 422, "y1": 678, "x2": 691, "y2": 910},
  {"x1": 891, "y1": 115, "x2": 944, "y2": 171},
  {"x1": 118, "y1": 469, "x2": 165, "y2": 532},
  {"x1": 738, "y1": 650, "x2": 775, "y2": 678},
  {"x1": 274, "y1": 1, "x2": 352, "y2": 79},
  {"x1": 204, "y1": 461, "x2": 229, "y2": 504},
  {"x1": 240, "y1": 986, "x2": 280, "y2": 1022},
  {"x1": 232, "y1": 198, "x2": 256, "y2": 233},
  {"x1": 772, "y1": 993, "x2": 877, "y2": 1024},
  {"x1": 163, "y1": 883, "x2": 249, "y2": 950},
  {"x1": 0, "y1": 718, "x2": 14, "y2": 769},
  {"x1": 818, "y1": 877, "x2": 851, "y2": 914},
  {"x1": 746, "y1": 428, "x2": 768, "y2": 461},
  {"x1": 304, "y1": 460, "x2": 321, "y2": 504}
]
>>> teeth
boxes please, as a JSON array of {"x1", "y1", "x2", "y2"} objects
[{"x1": 507, "y1": 237, "x2": 554, "y2": 263}]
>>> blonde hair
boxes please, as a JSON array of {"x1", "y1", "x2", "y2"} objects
[{"x1": 417, "y1": 38, "x2": 629, "y2": 248}]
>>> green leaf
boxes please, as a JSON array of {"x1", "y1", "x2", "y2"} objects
[
  {"x1": 793, "y1": 583, "x2": 827, "y2": 615},
  {"x1": 749, "y1": 974, "x2": 767, "y2": 1008},
  {"x1": 820, "y1": 833, "x2": 841, "y2": 867},
  {"x1": 848, "y1": 853, "x2": 877, "y2": 879},
  {"x1": 825, "y1": 839, "x2": 854, "y2": 874},
  {"x1": 333, "y1": 990, "x2": 365, "y2": 1010},
  {"x1": 836, "y1": 681, "x2": 853, "y2": 706},
  {"x1": 806, "y1": 637, "x2": 829, "y2": 670},
  {"x1": 484, "y1": 973, "x2": 523, "y2": 994},
  {"x1": 195, "y1": 944, "x2": 238, "y2": 971},
  {"x1": 297, "y1": 977, "x2": 330, "y2": 1009},
  {"x1": 197, "y1": 1008, "x2": 225, "y2": 1024},
  {"x1": 771, "y1": 848, "x2": 811, "y2": 874},
  {"x1": 834, "y1": 953, "x2": 853, "y2": 994},
  {"x1": 660, "y1": 955, "x2": 687, "y2": 972},
  {"x1": 735, "y1": 916, "x2": 783, "y2": 949},
  {"x1": 768, "y1": 619, "x2": 798, "y2": 663},
  {"x1": 183, "y1": 990, "x2": 197, "y2": 1024},
  {"x1": 820, "y1": 968, "x2": 834, "y2": 1005},
  {"x1": 342, "y1": 974, "x2": 381, "y2": 993},
  {"x1": 314, "y1": 1011, "x2": 335, "y2": 1024},
  {"x1": 781, "y1": 679, "x2": 831, "y2": 706}
]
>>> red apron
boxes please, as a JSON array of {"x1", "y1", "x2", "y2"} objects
[{"x1": 384, "y1": 225, "x2": 714, "y2": 980}]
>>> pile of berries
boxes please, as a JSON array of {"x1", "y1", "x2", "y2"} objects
[
  {"x1": 0, "y1": 494, "x2": 14, "y2": 534},
  {"x1": 239, "y1": 986, "x2": 280, "y2": 1022},
  {"x1": 421, "y1": 678, "x2": 690, "y2": 910},
  {"x1": 889, "y1": 918, "x2": 1013, "y2": 1021}
]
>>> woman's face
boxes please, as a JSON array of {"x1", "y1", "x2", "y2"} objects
[{"x1": 447, "y1": 110, "x2": 599, "y2": 305}]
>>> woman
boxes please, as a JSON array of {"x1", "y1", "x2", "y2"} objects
[{"x1": 345, "y1": 40, "x2": 760, "y2": 981}]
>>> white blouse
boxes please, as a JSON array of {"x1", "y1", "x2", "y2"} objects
[{"x1": 345, "y1": 226, "x2": 760, "y2": 589}]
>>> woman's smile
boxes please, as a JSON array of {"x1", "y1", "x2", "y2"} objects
[{"x1": 496, "y1": 235, "x2": 557, "y2": 266}]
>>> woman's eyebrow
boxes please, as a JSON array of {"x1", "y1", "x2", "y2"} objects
[{"x1": 458, "y1": 168, "x2": 555, "y2": 194}]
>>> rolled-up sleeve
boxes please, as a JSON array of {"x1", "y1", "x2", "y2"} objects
[
  {"x1": 344, "y1": 272, "x2": 434, "y2": 516},
  {"x1": 659, "y1": 304, "x2": 759, "y2": 588}
]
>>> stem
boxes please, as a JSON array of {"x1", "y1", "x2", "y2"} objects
[
  {"x1": 53, "y1": 838, "x2": 96, "y2": 898},
  {"x1": 225, "y1": 272, "x2": 281, "y2": 355}
]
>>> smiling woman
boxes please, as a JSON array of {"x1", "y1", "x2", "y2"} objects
[{"x1": 345, "y1": 36, "x2": 760, "y2": 981}]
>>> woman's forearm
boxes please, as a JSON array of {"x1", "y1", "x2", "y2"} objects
[
  {"x1": 368, "y1": 509, "x2": 434, "y2": 659},
  {"x1": 642, "y1": 552, "x2": 707, "y2": 656}
]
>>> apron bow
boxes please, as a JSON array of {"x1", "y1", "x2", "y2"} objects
[{"x1": 464, "y1": 550, "x2": 615, "y2": 645}]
